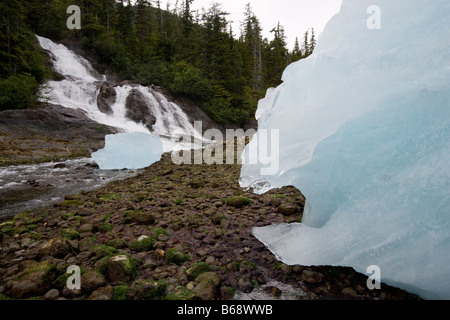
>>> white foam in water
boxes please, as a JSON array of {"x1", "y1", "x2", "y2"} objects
[{"x1": 240, "y1": 0, "x2": 450, "y2": 299}]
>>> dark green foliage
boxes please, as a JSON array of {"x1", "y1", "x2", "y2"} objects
[
  {"x1": 1, "y1": 0, "x2": 314, "y2": 122},
  {"x1": 0, "y1": 75, "x2": 39, "y2": 110}
]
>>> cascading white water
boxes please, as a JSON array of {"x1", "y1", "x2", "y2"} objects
[{"x1": 36, "y1": 35, "x2": 202, "y2": 152}]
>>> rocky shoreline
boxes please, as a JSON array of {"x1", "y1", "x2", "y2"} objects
[
  {"x1": 0, "y1": 104, "x2": 118, "y2": 167},
  {"x1": 0, "y1": 141, "x2": 422, "y2": 301}
]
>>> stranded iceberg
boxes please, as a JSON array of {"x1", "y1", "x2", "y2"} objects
[{"x1": 240, "y1": 0, "x2": 450, "y2": 299}]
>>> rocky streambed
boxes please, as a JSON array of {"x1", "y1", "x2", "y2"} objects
[{"x1": 0, "y1": 142, "x2": 421, "y2": 301}]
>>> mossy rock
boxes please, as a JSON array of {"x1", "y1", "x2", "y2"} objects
[
  {"x1": 11, "y1": 261, "x2": 57, "y2": 299},
  {"x1": 166, "y1": 248, "x2": 190, "y2": 266},
  {"x1": 129, "y1": 236, "x2": 156, "y2": 252},
  {"x1": 103, "y1": 255, "x2": 138, "y2": 283},
  {"x1": 226, "y1": 196, "x2": 250, "y2": 208},
  {"x1": 132, "y1": 279, "x2": 167, "y2": 300},
  {"x1": 23, "y1": 217, "x2": 44, "y2": 225},
  {"x1": 98, "y1": 222, "x2": 113, "y2": 233},
  {"x1": 38, "y1": 238, "x2": 73, "y2": 259},
  {"x1": 123, "y1": 210, "x2": 156, "y2": 225},
  {"x1": 186, "y1": 262, "x2": 211, "y2": 280},
  {"x1": 165, "y1": 286, "x2": 196, "y2": 300},
  {"x1": 61, "y1": 228, "x2": 81, "y2": 240},
  {"x1": 153, "y1": 227, "x2": 169, "y2": 237},
  {"x1": 107, "y1": 238, "x2": 127, "y2": 249},
  {"x1": 112, "y1": 284, "x2": 131, "y2": 300},
  {"x1": 90, "y1": 244, "x2": 119, "y2": 262},
  {"x1": 0, "y1": 220, "x2": 16, "y2": 234}
]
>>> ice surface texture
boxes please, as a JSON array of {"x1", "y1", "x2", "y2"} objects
[
  {"x1": 240, "y1": 0, "x2": 450, "y2": 299},
  {"x1": 92, "y1": 132, "x2": 163, "y2": 170}
]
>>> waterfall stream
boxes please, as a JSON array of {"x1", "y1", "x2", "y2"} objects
[
  {"x1": 36, "y1": 35, "x2": 203, "y2": 152},
  {"x1": 0, "y1": 36, "x2": 206, "y2": 218}
]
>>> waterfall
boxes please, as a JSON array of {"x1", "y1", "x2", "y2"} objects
[{"x1": 36, "y1": 35, "x2": 202, "y2": 152}]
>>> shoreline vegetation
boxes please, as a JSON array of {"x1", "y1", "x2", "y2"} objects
[{"x1": 0, "y1": 141, "x2": 422, "y2": 301}]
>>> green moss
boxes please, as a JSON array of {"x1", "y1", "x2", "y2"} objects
[
  {"x1": 107, "y1": 238, "x2": 127, "y2": 249},
  {"x1": 98, "y1": 222, "x2": 113, "y2": 233},
  {"x1": 27, "y1": 231, "x2": 42, "y2": 240},
  {"x1": 18, "y1": 261, "x2": 57, "y2": 283},
  {"x1": 129, "y1": 236, "x2": 156, "y2": 252},
  {"x1": 62, "y1": 200, "x2": 84, "y2": 207},
  {"x1": 53, "y1": 273, "x2": 70, "y2": 289},
  {"x1": 153, "y1": 227, "x2": 169, "y2": 237},
  {"x1": 274, "y1": 194, "x2": 286, "y2": 199},
  {"x1": 0, "y1": 294, "x2": 13, "y2": 300},
  {"x1": 173, "y1": 198, "x2": 183, "y2": 205},
  {"x1": 99, "y1": 193, "x2": 120, "y2": 202},
  {"x1": 186, "y1": 262, "x2": 211, "y2": 279},
  {"x1": 61, "y1": 228, "x2": 80, "y2": 240},
  {"x1": 225, "y1": 286, "x2": 235, "y2": 296},
  {"x1": 166, "y1": 248, "x2": 190, "y2": 266},
  {"x1": 0, "y1": 220, "x2": 16, "y2": 234},
  {"x1": 23, "y1": 217, "x2": 44, "y2": 225},
  {"x1": 134, "y1": 279, "x2": 167, "y2": 300},
  {"x1": 112, "y1": 285, "x2": 131, "y2": 300},
  {"x1": 101, "y1": 254, "x2": 138, "y2": 282},
  {"x1": 90, "y1": 244, "x2": 119, "y2": 261},
  {"x1": 165, "y1": 287, "x2": 195, "y2": 300},
  {"x1": 226, "y1": 196, "x2": 250, "y2": 208}
]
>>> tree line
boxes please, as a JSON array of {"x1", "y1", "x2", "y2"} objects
[{"x1": 0, "y1": 0, "x2": 316, "y2": 125}]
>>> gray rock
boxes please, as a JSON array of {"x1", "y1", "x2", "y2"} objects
[
  {"x1": 88, "y1": 285, "x2": 113, "y2": 300},
  {"x1": 3, "y1": 241, "x2": 21, "y2": 253},
  {"x1": 78, "y1": 223, "x2": 94, "y2": 233},
  {"x1": 276, "y1": 204, "x2": 298, "y2": 216},
  {"x1": 125, "y1": 89, "x2": 156, "y2": 131},
  {"x1": 97, "y1": 82, "x2": 116, "y2": 115},
  {"x1": 44, "y1": 288, "x2": 60, "y2": 300}
]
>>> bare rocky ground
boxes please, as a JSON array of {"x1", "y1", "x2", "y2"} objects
[
  {"x1": 0, "y1": 141, "x2": 422, "y2": 301},
  {"x1": 0, "y1": 104, "x2": 118, "y2": 167}
]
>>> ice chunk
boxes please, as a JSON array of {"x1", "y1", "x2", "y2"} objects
[
  {"x1": 92, "y1": 132, "x2": 163, "y2": 170},
  {"x1": 240, "y1": 0, "x2": 450, "y2": 299}
]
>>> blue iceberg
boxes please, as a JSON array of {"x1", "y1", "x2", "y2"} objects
[
  {"x1": 92, "y1": 132, "x2": 163, "y2": 170},
  {"x1": 240, "y1": 0, "x2": 450, "y2": 299}
]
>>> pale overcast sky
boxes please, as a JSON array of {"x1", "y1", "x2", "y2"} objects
[{"x1": 159, "y1": 0, "x2": 343, "y2": 49}]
